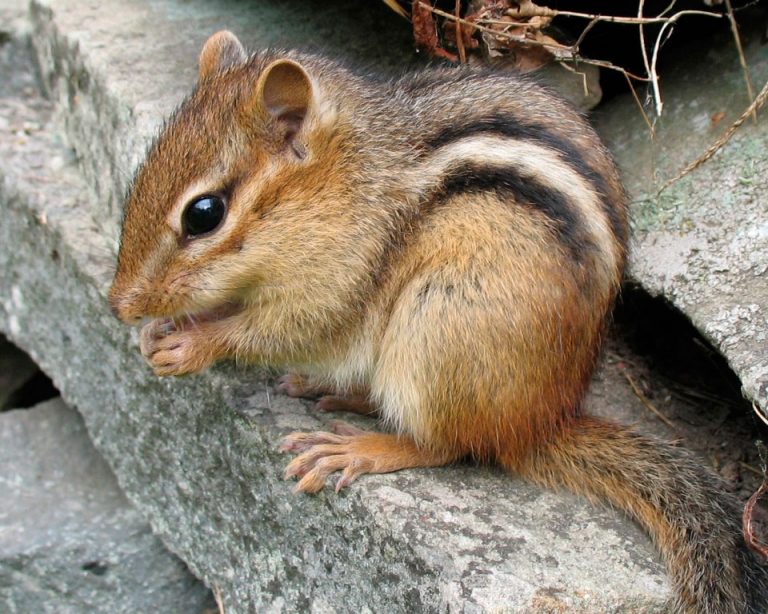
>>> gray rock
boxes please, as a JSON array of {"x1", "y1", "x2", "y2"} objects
[
  {"x1": 0, "y1": 398, "x2": 215, "y2": 613},
  {"x1": 0, "y1": 2, "x2": 674, "y2": 612},
  {"x1": 594, "y1": 19, "x2": 768, "y2": 414}
]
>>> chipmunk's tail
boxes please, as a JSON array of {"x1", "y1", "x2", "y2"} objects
[{"x1": 502, "y1": 414, "x2": 768, "y2": 614}]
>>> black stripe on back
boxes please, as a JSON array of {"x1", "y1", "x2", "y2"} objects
[
  {"x1": 424, "y1": 114, "x2": 627, "y2": 246},
  {"x1": 431, "y1": 163, "x2": 593, "y2": 263}
]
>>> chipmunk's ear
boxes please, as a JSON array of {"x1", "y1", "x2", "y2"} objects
[
  {"x1": 198, "y1": 31, "x2": 247, "y2": 81},
  {"x1": 255, "y1": 59, "x2": 314, "y2": 145}
]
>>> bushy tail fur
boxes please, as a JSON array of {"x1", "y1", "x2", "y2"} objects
[{"x1": 503, "y1": 415, "x2": 768, "y2": 613}]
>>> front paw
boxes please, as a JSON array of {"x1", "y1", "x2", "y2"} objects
[{"x1": 139, "y1": 318, "x2": 214, "y2": 376}]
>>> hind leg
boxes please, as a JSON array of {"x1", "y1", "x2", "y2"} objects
[
  {"x1": 276, "y1": 372, "x2": 377, "y2": 416},
  {"x1": 280, "y1": 422, "x2": 455, "y2": 493}
]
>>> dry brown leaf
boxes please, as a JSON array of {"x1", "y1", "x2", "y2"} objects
[
  {"x1": 412, "y1": 1, "x2": 458, "y2": 61},
  {"x1": 466, "y1": 0, "x2": 569, "y2": 70}
]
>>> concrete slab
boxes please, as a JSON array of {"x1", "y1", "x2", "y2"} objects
[
  {"x1": 595, "y1": 16, "x2": 768, "y2": 413},
  {"x1": 0, "y1": 2, "x2": 674, "y2": 612},
  {"x1": 0, "y1": 398, "x2": 215, "y2": 613}
]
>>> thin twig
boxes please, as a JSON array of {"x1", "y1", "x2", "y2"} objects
[
  {"x1": 381, "y1": 0, "x2": 408, "y2": 19},
  {"x1": 732, "y1": 0, "x2": 766, "y2": 11},
  {"x1": 557, "y1": 60, "x2": 590, "y2": 97},
  {"x1": 657, "y1": 0, "x2": 680, "y2": 20},
  {"x1": 409, "y1": 0, "x2": 724, "y2": 95},
  {"x1": 641, "y1": 0, "x2": 724, "y2": 117},
  {"x1": 427, "y1": 4, "x2": 573, "y2": 57},
  {"x1": 421, "y1": 3, "x2": 651, "y2": 81},
  {"x1": 741, "y1": 461, "x2": 764, "y2": 477},
  {"x1": 564, "y1": 57, "x2": 649, "y2": 83},
  {"x1": 658, "y1": 78, "x2": 768, "y2": 194},
  {"x1": 213, "y1": 585, "x2": 225, "y2": 614},
  {"x1": 622, "y1": 370, "x2": 678, "y2": 430},
  {"x1": 649, "y1": 18, "x2": 678, "y2": 115},
  {"x1": 411, "y1": 0, "x2": 754, "y2": 140},
  {"x1": 638, "y1": 0, "x2": 654, "y2": 116},
  {"x1": 724, "y1": 0, "x2": 757, "y2": 122},
  {"x1": 744, "y1": 479, "x2": 768, "y2": 558},
  {"x1": 495, "y1": 7, "x2": 723, "y2": 26},
  {"x1": 572, "y1": 16, "x2": 600, "y2": 52},
  {"x1": 753, "y1": 401, "x2": 768, "y2": 427},
  {"x1": 743, "y1": 441, "x2": 768, "y2": 558},
  {"x1": 623, "y1": 70, "x2": 656, "y2": 137},
  {"x1": 455, "y1": 0, "x2": 466, "y2": 64}
]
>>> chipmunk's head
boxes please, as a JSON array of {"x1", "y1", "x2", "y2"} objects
[{"x1": 109, "y1": 31, "x2": 344, "y2": 326}]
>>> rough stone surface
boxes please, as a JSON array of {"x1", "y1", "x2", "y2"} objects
[
  {"x1": 0, "y1": 398, "x2": 215, "y2": 613},
  {"x1": 595, "y1": 16, "x2": 768, "y2": 413},
  {"x1": 0, "y1": 2, "x2": 676, "y2": 612}
]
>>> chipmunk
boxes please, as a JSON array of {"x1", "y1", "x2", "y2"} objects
[{"x1": 109, "y1": 30, "x2": 767, "y2": 613}]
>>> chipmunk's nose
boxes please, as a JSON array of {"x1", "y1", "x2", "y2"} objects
[{"x1": 108, "y1": 284, "x2": 144, "y2": 326}]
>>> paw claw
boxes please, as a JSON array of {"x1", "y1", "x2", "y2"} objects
[
  {"x1": 138, "y1": 319, "x2": 214, "y2": 376},
  {"x1": 295, "y1": 472, "x2": 326, "y2": 494},
  {"x1": 280, "y1": 428, "x2": 379, "y2": 494},
  {"x1": 275, "y1": 373, "x2": 318, "y2": 398},
  {"x1": 283, "y1": 461, "x2": 304, "y2": 480},
  {"x1": 314, "y1": 396, "x2": 338, "y2": 412}
]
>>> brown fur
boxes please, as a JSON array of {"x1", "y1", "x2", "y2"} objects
[{"x1": 109, "y1": 32, "x2": 767, "y2": 612}]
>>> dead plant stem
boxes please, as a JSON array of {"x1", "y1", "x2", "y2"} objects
[
  {"x1": 658, "y1": 77, "x2": 768, "y2": 194},
  {"x1": 724, "y1": 0, "x2": 757, "y2": 122},
  {"x1": 622, "y1": 370, "x2": 678, "y2": 430}
]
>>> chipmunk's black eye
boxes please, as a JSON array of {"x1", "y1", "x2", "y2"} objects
[{"x1": 182, "y1": 195, "x2": 226, "y2": 237}]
